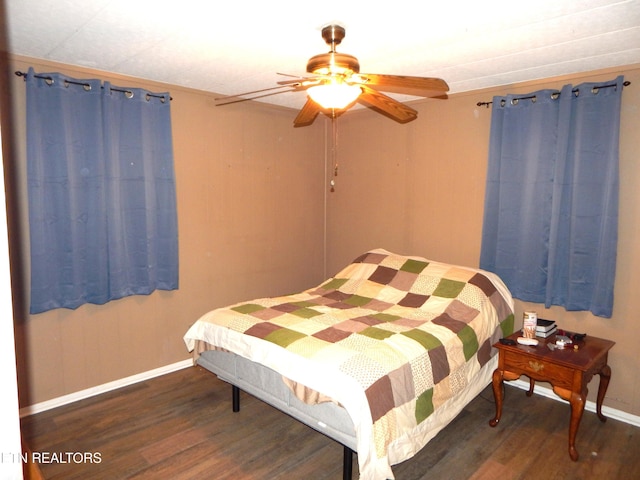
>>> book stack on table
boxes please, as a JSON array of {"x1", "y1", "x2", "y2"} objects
[{"x1": 536, "y1": 318, "x2": 557, "y2": 338}]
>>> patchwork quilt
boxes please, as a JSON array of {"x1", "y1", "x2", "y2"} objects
[{"x1": 184, "y1": 249, "x2": 514, "y2": 479}]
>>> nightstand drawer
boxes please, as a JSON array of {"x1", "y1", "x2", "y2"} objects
[{"x1": 503, "y1": 350, "x2": 575, "y2": 389}]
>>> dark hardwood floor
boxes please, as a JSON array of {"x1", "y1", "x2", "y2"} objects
[{"x1": 20, "y1": 365, "x2": 639, "y2": 479}]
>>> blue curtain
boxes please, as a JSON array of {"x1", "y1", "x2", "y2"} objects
[
  {"x1": 27, "y1": 68, "x2": 178, "y2": 314},
  {"x1": 480, "y1": 76, "x2": 623, "y2": 318}
]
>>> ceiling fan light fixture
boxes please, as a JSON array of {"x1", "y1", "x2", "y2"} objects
[{"x1": 307, "y1": 83, "x2": 361, "y2": 109}]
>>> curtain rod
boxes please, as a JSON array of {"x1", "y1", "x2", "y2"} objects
[
  {"x1": 14, "y1": 70, "x2": 172, "y2": 102},
  {"x1": 476, "y1": 80, "x2": 630, "y2": 108}
]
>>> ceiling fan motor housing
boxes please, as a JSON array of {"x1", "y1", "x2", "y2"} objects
[
  {"x1": 306, "y1": 53, "x2": 360, "y2": 75},
  {"x1": 306, "y1": 24, "x2": 361, "y2": 76}
]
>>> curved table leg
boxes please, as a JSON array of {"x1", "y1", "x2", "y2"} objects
[
  {"x1": 489, "y1": 368, "x2": 504, "y2": 427},
  {"x1": 526, "y1": 377, "x2": 535, "y2": 397},
  {"x1": 596, "y1": 364, "x2": 611, "y2": 422},
  {"x1": 568, "y1": 389, "x2": 587, "y2": 461}
]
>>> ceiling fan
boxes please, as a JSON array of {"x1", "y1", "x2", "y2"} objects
[{"x1": 215, "y1": 25, "x2": 449, "y2": 127}]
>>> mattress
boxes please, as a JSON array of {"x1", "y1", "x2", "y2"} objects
[{"x1": 185, "y1": 248, "x2": 514, "y2": 479}]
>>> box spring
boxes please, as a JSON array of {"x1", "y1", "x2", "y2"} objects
[{"x1": 196, "y1": 349, "x2": 358, "y2": 451}]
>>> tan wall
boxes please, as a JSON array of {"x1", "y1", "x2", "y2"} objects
[
  {"x1": 8, "y1": 56, "x2": 328, "y2": 406},
  {"x1": 7, "y1": 55, "x2": 640, "y2": 419},
  {"x1": 327, "y1": 65, "x2": 640, "y2": 417}
]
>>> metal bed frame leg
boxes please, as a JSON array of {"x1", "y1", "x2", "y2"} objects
[
  {"x1": 232, "y1": 385, "x2": 240, "y2": 412},
  {"x1": 343, "y1": 446, "x2": 353, "y2": 480},
  {"x1": 232, "y1": 385, "x2": 353, "y2": 479}
]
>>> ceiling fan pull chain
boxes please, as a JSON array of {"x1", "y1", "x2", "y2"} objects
[{"x1": 330, "y1": 116, "x2": 339, "y2": 192}]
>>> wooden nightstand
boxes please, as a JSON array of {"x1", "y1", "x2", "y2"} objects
[{"x1": 489, "y1": 331, "x2": 615, "y2": 461}]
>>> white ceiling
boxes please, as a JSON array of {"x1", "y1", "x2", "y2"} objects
[{"x1": 5, "y1": 0, "x2": 640, "y2": 109}]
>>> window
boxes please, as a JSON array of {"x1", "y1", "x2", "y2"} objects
[
  {"x1": 480, "y1": 76, "x2": 624, "y2": 318},
  {"x1": 26, "y1": 68, "x2": 178, "y2": 313}
]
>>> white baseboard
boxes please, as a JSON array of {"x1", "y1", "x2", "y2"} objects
[
  {"x1": 19, "y1": 361, "x2": 640, "y2": 430},
  {"x1": 511, "y1": 379, "x2": 640, "y2": 428},
  {"x1": 19, "y1": 358, "x2": 193, "y2": 418}
]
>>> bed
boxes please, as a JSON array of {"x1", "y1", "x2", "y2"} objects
[{"x1": 184, "y1": 248, "x2": 514, "y2": 479}]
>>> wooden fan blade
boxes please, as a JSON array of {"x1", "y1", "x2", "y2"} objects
[
  {"x1": 277, "y1": 78, "x2": 309, "y2": 86},
  {"x1": 215, "y1": 85, "x2": 297, "y2": 105},
  {"x1": 294, "y1": 98, "x2": 322, "y2": 127},
  {"x1": 276, "y1": 72, "x2": 307, "y2": 79},
  {"x1": 277, "y1": 77, "x2": 323, "y2": 89},
  {"x1": 356, "y1": 73, "x2": 449, "y2": 97},
  {"x1": 357, "y1": 85, "x2": 418, "y2": 123}
]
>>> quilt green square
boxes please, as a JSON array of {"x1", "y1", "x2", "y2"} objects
[
  {"x1": 400, "y1": 259, "x2": 428, "y2": 274},
  {"x1": 264, "y1": 327, "x2": 307, "y2": 347},
  {"x1": 292, "y1": 307, "x2": 323, "y2": 319},
  {"x1": 360, "y1": 327, "x2": 395, "y2": 341},
  {"x1": 415, "y1": 387, "x2": 434, "y2": 424},
  {"x1": 402, "y1": 329, "x2": 442, "y2": 350},
  {"x1": 321, "y1": 278, "x2": 349, "y2": 290},
  {"x1": 371, "y1": 313, "x2": 401, "y2": 322},
  {"x1": 432, "y1": 278, "x2": 466, "y2": 298},
  {"x1": 345, "y1": 294, "x2": 373, "y2": 307},
  {"x1": 231, "y1": 303, "x2": 266, "y2": 314},
  {"x1": 500, "y1": 313, "x2": 515, "y2": 337},
  {"x1": 457, "y1": 325, "x2": 479, "y2": 361}
]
